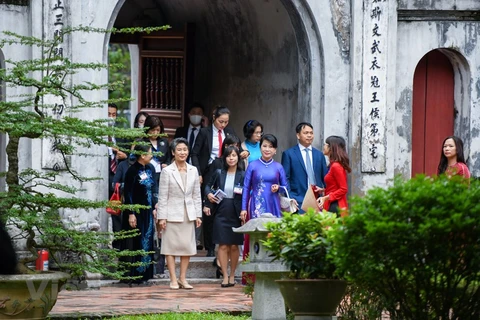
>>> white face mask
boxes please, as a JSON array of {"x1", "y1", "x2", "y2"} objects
[
  {"x1": 108, "y1": 117, "x2": 116, "y2": 127},
  {"x1": 189, "y1": 115, "x2": 202, "y2": 126}
]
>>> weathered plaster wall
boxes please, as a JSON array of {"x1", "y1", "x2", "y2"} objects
[
  {"x1": 304, "y1": 0, "x2": 351, "y2": 150},
  {"x1": 395, "y1": 20, "x2": 480, "y2": 176},
  {"x1": 0, "y1": 3, "x2": 32, "y2": 192}
]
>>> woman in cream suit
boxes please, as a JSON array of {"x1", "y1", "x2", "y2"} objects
[{"x1": 157, "y1": 138, "x2": 203, "y2": 290}]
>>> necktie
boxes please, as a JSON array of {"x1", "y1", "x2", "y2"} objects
[
  {"x1": 189, "y1": 127, "x2": 197, "y2": 148},
  {"x1": 108, "y1": 136, "x2": 117, "y2": 174},
  {"x1": 110, "y1": 157, "x2": 117, "y2": 174},
  {"x1": 218, "y1": 129, "x2": 223, "y2": 157},
  {"x1": 304, "y1": 148, "x2": 316, "y2": 185}
]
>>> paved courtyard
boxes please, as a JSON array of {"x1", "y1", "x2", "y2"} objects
[{"x1": 50, "y1": 283, "x2": 252, "y2": 318}]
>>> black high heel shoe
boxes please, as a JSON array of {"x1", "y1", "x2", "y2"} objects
[{"x1": 216, "y1": 266, "x2": 223, "y2": 279}]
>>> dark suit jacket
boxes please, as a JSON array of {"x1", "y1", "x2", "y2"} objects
[
  {"x1": 191, "y1": 126, "x2": 236, "y2": 176},
  {"x1": 204, "y1": 168, "x2": 245, "y2": 215},
  {"x1": 281, "y1": 145, "x2": 328, "y2": 209},
  {"x1": 174, "y1": 126, "x2": 189, "y2": 140}
]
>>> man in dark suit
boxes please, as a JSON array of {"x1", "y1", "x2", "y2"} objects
[
  {"x1": 107, "y1": 104, "x2": 127, "y2": 249},
  {"x1": 281, "y1": 122, "x2": 328, "y2": 212},
  {"x1": 174, "y1": 102, "x2": 208, "y2": 159},
  {"x1": 191, "y1": 106, "x2": 236, "y2": 256}
]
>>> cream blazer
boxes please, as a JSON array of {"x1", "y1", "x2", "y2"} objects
[{"x1": 157, "y1": 162, "x2": 202, "y2": 222}]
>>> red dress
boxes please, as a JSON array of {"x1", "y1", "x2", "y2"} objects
[
  {"x1": 324, "y1": 162, "x2": 348, "y2": 211},
  {"x1": 444, "y1": 162, "x2": 470, "y2": 179}
]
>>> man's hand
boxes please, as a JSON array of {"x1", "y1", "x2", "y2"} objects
[{"x1": 116, "y1": 150, "x2": 127, "y2": 160}]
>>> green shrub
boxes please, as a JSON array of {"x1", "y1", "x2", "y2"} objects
[
  {"x1": 262, "y1": 209, "x2": 340, "y2": 279},
  {"x1": 333, "y1": 175, "x2": 480, "y2": 319}
]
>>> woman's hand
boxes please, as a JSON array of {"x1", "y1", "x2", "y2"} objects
[
  {"x1": 129, "y1": 214, "x2": 137, "y2": 228},
  {"x1": 271, "y1": 184, "x2": 279, "y2": 193},
  {"x1": 207, "y1": 193, "x2": 219, "y2": 204},
  {"x1": 240, "y1": 150, "x2": 250, "y2": 159},
  {"x1": 314, "y1": 186, "x2": 325, "y2": 195},
  {"x1": 317, "y1": 195, "x2": 330, "y2": 209},
  {"x1": 196, "y1": 218, "x2": 202, "y2": 228},
  {"x1": 239, "y1": 210, "x2": 247, "y2": 224},
  {"x1": 158, "y1": 219, "x2": 167, "y2": 230},
  {"x1": 203, "y1": 206, "x2": 211, "y2": 216},
  {"x1": 153, "y1": 209, "x2": 157, "y2": 220}
]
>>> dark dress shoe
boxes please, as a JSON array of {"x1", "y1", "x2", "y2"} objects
[
  {"x1": 221, "y1": 283, "x2": 229, "y2": 288},
  {"x1": 206, "y1": 249, "x2": 215, "y2": 257},
  {"x1": 197, "y1": 244, "x2": 204, "y2": 250}
]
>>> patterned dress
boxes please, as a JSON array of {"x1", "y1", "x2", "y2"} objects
[
  {"x1": 241, "y1": 158, "x2": 288, "y2": 218},
  {"x1": 121, "y1": 161, "x2": 158, "y2": 282}
]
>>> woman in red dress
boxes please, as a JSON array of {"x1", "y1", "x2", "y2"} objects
[
  {"x1": 437, "y1": 136, "x2": 470, "y2": 179},
  {"x1": 317, "y1": 136, "x2": 351, "y2": 216}
]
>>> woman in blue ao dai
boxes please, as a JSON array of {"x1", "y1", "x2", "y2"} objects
[
  {"x1": 121, "y1": 143, "x2": 157, "y2": 284},
  {"x1": 240, "y1": 134, "x2": 288, "y2": 221}
]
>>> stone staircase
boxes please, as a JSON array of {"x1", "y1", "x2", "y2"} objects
[{"x1": 83, "y1": 249, "x2": 243, "y2": 288}]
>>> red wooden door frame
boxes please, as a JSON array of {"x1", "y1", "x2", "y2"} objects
[{"x1": 411, "y1": 50, "x2": 454, "y2": 176}]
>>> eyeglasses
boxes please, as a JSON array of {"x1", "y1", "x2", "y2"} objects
[{"x1": 254, "y1": 132, "x2": 263, "y2": 136}]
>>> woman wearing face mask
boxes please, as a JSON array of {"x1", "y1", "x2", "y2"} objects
[
  {"x1": 204, "y1": 146, "x2": 245, "y2": 287},
  {"x1": 120, "y1": 142, "x2": 157, "y2": 285},
  {"x1": 134, "y1": 111, "x2": 150, "y2": 128}
]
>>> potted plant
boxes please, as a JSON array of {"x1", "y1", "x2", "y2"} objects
[
  {"x1": 262, "y1": 209, "x2": 347, "y2": 318},
  {"x1": 333, "y1": 175, "x2": 480, "y2": 319},
  {"x1": 0, "y1": 25, "x2": 168, "y2": 319}
]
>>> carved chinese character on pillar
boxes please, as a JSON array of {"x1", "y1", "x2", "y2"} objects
[
  {"x1": 361, "y1": 0, "x2": 389, "y2": 173},
  {"x1": 42, "y1": 0, "x2": 67, "y2": 171}
]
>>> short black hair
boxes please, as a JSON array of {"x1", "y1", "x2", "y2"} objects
[
  {"x1": 221, "y1": 135, "x2": 241, "y2": 155},
  {"x1": 188, "y1": 102, "x2": 205, "y2": 113},
  {"x1": 144, "y1": 116, "x2": 165, "y2": 134},
  {"x1": 295, "y1": 122, "x2": 313, "y2": 134},
  {"x1": 133, "y1": 140, "x2": 152, "y2": 159},
  {"x1": 260, "y1": 134, "x2": 278, "y2": 148},
  {"x1": 108, "y1": 103, "x2": 118, "y2": 110},
  {"x1": 222, "y1": 146, "x2": 245, "y2": 171},
  {"x1": 243, "y1": 120, "x2": 263, "y2": 139}
]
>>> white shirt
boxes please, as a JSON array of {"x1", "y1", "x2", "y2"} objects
[
  {"x1": 298, "y1": 143, "x2": 314, "y2": 170},
  {"x1": 210, "y1": 125, "x2": 225, "y2": 164},
  {"x1": 187, "y1": 124, "x2": 201, "y2": 146}
]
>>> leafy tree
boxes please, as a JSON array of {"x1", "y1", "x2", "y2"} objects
[
  {"x1": 0, "y1": 25, "x2": 168, "y2": 278},
  {"x1": 108, "y1": 43, "x2": 131, "y2": 126}
]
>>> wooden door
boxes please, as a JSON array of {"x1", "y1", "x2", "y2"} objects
[
  {"x1": 138, "y1": 24, "x2": 195, "y2": 138},
  {"x1": 411, "y1": 50, "x2": 454, "y2": 176}
]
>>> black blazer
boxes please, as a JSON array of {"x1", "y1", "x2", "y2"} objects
[
  {"x1": 204, "y1": 168, "x2": 245, "y2": 215},
  {"x1": 174, "y1": 126, "x2": 189, "y2": 140},
  {"x1": 191, "y1": 126, "x2": 236, "y2": 176}
]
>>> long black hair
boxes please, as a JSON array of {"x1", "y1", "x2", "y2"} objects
[{"x1": 437, "y1": 135, "x2": 466, "y2": 174}]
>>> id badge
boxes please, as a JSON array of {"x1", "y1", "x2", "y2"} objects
[
  {"x1": 139, "y1": 172, "x2": 148, "y2": 180},
  {"x1": 234, "y1": 186, "x2": 243, "y2": 195},
  {"x1": 150, "y1": 159, "x2": 161, "y2": 173}
]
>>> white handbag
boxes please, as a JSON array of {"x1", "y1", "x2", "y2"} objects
[{"x1": 279, "y1": 186, "x2": 298, "y2": 212}]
